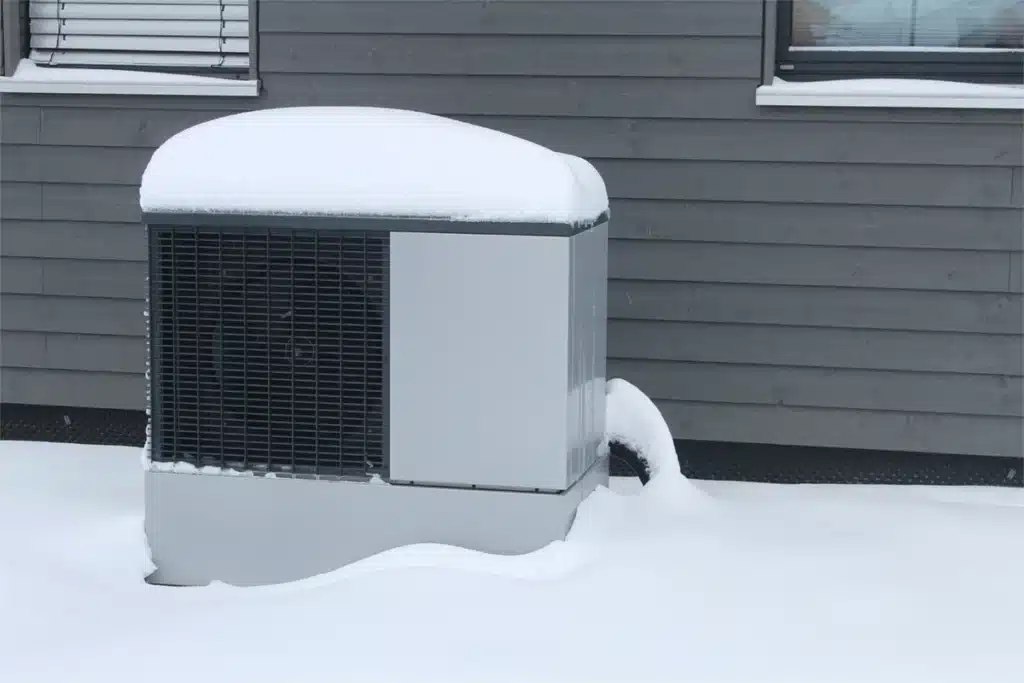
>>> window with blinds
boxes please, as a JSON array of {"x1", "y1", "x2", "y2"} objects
[
  {"x1": 775, "y1": 0, "x2": 1022, "y2": 83},
  {"x1": 29, "y1": 0, "x2": 250, "y2": 72}
]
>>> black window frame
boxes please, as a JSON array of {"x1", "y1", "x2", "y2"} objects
[{"x1": 774, "y1": 0, "x2": 1024, "y2": 84}]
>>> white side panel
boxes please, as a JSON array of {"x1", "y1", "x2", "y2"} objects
[{"x1": 389, "y1": 231, "x2": 571, "y2": 491}]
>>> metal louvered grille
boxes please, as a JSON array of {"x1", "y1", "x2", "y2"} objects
[{"x1": 149, "y1": 226, "x2": 388, "y2": 478}]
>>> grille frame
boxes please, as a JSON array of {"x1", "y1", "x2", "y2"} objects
[{"x1": 147, "y1": 222, "x2": 390, "y2": 481}]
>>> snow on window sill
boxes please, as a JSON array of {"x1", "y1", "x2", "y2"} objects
[
  {"x1": 0, "y1": 60, "x2": 259, "y2": 97},
  {"x1": 756, "y1": 77, "x2": 1024, "y2": 110}
]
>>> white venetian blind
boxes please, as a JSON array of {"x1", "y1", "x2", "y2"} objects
[{"x1": 29, "y1": 0, "x2": 250, "y2": 71}]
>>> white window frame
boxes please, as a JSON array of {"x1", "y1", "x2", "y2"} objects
[
  {"x1": 0, "y1": 0, "x2": 259, "y2": 96},
  {"x1": 757, "y1": 0, "x2": 1024, "y2": 109}
]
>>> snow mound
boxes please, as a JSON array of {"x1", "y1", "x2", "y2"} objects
[
  {"x1": 603, "y1": 377, "x2": 711, "y2": 513},
  {"x1": 604, "y1": 377, "x2": 681, "y2": 481},
  {"x1": 140, "y1": 106, "x2": 609, "y2": 224}
]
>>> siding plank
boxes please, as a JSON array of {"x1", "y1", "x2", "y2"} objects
[
  {"x1": 36, "y1": 107, "x2": 233, "y2": 148},
  {"x1": 260, "y1": 74, "x2": 760, "y2": 119},
  {"x1": 0, "y1": 106, "x2": 39, "y2": 143},
  {"x1": 608, "y1": 281, "x2": 1023, "y2": 334},
  {"x1": 609, "y1": 240, "x2": 1018, "y2": 293},
  {"x1": 0, "y1": 221, "x2": 146, "y2": 260},
  {"x1": 0, "y1": 331, "x2": 46, "y2": 367},
  {"x1": 608, "y1": 320, "x2": 1023, "y2": 376},
  {"x1": 609, "y1": 359, "x2": 1022, "y2": 418},
  {"x1": 460, "y1": 117, "x2": 1023, "y2": 167},
  {"x1": 259, "y1": 1, "x2": 764, "y2": 37},
  {"x1": 1, "y1": 295, "x2": 145, "y2": 336},
  {"x1": 3, "y1": 145, "x2": 152, "y2": 185},
  {"x1": 608, "y1": 200, "x2": 1024, "y2": 251},
  {"x1": 0, "y1": 182, "x2": 42, "y2": 219},
  {"x1": 36, "y1": 259, "x2": 147, "y2": 299},
  {"x1": 0, "y1": 367, "x2": 144, "y2": 410},
  {"x1": 655, "y1": 401, "x2": 1022, "y2": 457},
  {"x1": 41, "y1": 184, "x2": 141, "y2": 222},
  {"x1": 0, "y1": 332, "x2": 144, "y2": 374},
  {"x1": 23, "y1": 110, "x2": 1022, "y2": 168},
  {"x1": 6, "y1": 146, "x2": 1015, "y2": 209},
  {"x1": 597, "y1": 160, "x2": 1016, "y2": 208},
  {"x1": 0, "y1": 257, "x2": 43, "y2": 294},
  {"x1": 260, "y1": 35, "x2": 761, "y2": 79}
]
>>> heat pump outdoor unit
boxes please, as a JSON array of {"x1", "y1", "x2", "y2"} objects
[{"x1": 139, "y1": 107, "x2": 611, "y2": 587}]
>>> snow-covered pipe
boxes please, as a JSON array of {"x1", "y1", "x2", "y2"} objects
[{"x1": 604, "y1": 378, "x2": 682, "y2": 484}]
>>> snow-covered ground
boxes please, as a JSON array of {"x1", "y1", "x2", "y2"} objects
[{"x1": 1, "y1": 438, "x2": 1021, "y2": 683}]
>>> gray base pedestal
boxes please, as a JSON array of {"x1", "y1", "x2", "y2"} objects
[{"x1": 145, "y1": 457, "x2": 609, "y2": 587}]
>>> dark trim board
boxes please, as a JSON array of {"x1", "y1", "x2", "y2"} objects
[
  {"x1": 3, "y1": 404, "x2": 1020, "y2": 488},
  {"x1": 143, "y1": 212, "x2": 611, "y2": 238}
]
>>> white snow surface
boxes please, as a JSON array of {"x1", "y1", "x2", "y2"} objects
[
  {"x1": 9, "y1": 59, "x2": 238, "y2": 84},
  {"x1": 140, "y1": 106, "x2": 609, "y2": 224},
  {"x1": 2, "y1": 439, "x2": 1022, "y2": 683}
]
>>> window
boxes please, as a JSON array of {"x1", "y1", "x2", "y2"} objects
[
  {"x1": 775, "y1": 0, "x2": 1023, "y2": 83},
  {"x1": 27, "y1": 0, "x2": 251, "y2": 75}
]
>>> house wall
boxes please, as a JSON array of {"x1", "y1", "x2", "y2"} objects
[{"x1": 1, "y1": 1, "x2": 1021, "y2": 457}]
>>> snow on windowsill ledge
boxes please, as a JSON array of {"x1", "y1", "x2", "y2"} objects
[
  {"x1": 756, "y1": 77, "x2": 1024, "y2": 110},
  {"x1": 0, "y1": 60, "x2": 259, "y2": 97}
]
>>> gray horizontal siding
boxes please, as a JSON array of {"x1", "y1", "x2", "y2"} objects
[
  {"x1": 610, "y1": 241, "x2": 1019, "y2": 292},
  {"x1": 257, "y1": 1, "x2": 763, "y2": 37},
  {"x1": 3, "y1": 146, "x2": 1017, "y2": 209},
  {"x1": 1, "y1": 368, "x2": 143, "y2": 411},
  {"x1": 607, "y1": 201, "x2": 1023, "y2": 251},
  {"x1": 607, "y1": 320, "x2": 1021, "y2": 376},
  {"x1": 655, "y1": 402, "x2": 1021, "y2": 457},
  {"x1": 259, "y1": 34, "x2": 762, "y2": 78},
  {"x1": 608, "y1": 359, "x2": 1021, "y2": 418},
  {"x1": 1, "y1": 331, "x2": 144, "y2": 373},
  {"x1": 2, "y1": 295, "x2": 146, "y2": 337},
  {"x1": 1, "y1": 0, "x2": 1021, "y2": 457},
  {"x1": 5, "y1": 108, "x2": 1022, "y2": 167},
  {"x1": 0, "y1": 257, "x2": 145, "y2": 298},
  {"x1": 609, "y1": 281, "x2": 1022, "y2": 335},
  {"x1": 0, "y1": 221, "x2": 145, "y2": 260}
]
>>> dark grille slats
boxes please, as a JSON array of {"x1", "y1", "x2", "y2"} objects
[{"x1": 150, "y1": 226, "x2": 387, "y2": 478}]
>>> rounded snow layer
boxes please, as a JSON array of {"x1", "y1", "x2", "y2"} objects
[{"x1": 139, "y1": 106, "x2": 609, "y2": 225}]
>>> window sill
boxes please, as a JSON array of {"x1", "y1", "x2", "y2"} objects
[
  {"x1": 756, "y1": 77, "x2": 1024, "y2": 110},
  {"x1": 0, "y1": 60, "x2": 259, "y2": 97}
]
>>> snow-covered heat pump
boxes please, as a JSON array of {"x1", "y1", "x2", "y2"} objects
[{"x1": 139, "y1": 106, "x2": 610, "y2": 587}]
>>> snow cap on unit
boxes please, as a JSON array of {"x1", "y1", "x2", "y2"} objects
[{"x1": 139, "y1": 106, "x2": 609, "y2": 225}]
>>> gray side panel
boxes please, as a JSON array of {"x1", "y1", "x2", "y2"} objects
[
  {"x1": 388, "y1": 231, "x2": 572, "y2": 491},
  {"x1": 565, "y1": 222, "x2": 608, "y2": 485}
]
